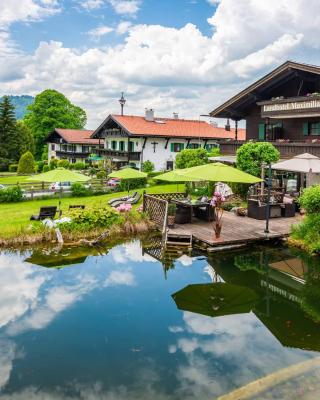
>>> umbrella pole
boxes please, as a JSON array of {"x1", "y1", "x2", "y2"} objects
[{"x1": 59, "y1": 182, "x2": 62, "y2": 217}]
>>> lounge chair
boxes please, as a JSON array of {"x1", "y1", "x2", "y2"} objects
[
  {"x1": 111, "y1": 192, "x2": 141, "y2": 208},
  {"x1": 69, "y1": 205, "x2": 85, "y2": 210},
  {"x1": 30, "y1": 206, "x2": 57, "y2": 221},
  {"x1": 107, "y1": 192, "x2": 137, "y2": 206}
]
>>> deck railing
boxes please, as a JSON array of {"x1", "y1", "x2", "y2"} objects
[{"x1": 219, "y1": 140, "x2": 320, "y2": 158}]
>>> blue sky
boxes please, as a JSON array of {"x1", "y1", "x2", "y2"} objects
[
  {"x1": 11, "y1": 1, "x2": 216, "y2": 53},
  {"x1": 1, "y1": 1, "x2": 319, "y2": 128}
]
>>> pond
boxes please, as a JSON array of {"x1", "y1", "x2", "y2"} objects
[{"x1": 0, "y1": 237, "x2": 320, "y2": 399}]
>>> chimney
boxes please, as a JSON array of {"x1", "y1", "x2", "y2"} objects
[
  {"x1": 173, "y1": 112, "x2": 179, "y2": 120},
  {"x1": 145, "y1": 108, "x2": 154, "y2": 122}
]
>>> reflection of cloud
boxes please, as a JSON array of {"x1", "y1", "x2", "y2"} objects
[
  {"x1": 0, "y1": 254, "x2": 46, "y2": 330},
  {"x1": 168, "y1": 326, "x2": 184, "y2": 333},
  {"x1": 111, "y1": 241, "x2": 157, "y2": 264},
  {"x1": 104, "y1": 268, "x2": 136, "y2": 287},
  {"x1": 0, "y1": 339, "x2": 16, "y2": 390},
  {"x1": 177, "y1": 255, "x2": 193, "y2": 266},
  {"x1": 169, "y1": 311, "x2": 316, "y2": 398}
]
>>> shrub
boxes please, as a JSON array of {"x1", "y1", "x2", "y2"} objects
[
  {"x1": 96, "y1": 170, "x2": 107, "y2": 179},
  {"x1": 176, "y1": 148, "x2": 208, "y2": 169},
  {"x1": 72, "y1": 162, "x2": 85, "y2": 170},
  {"x1": 142, "y1": 160, "x2": 155, "y2": 174},
  {"x1": 36, "y1": 160, "x2": 46, "y2": 172},
  {"x1": 236, "y1": 142, "x2": 280, "y2": 177},
  {"x1": 119, "y1": 177, "x2": 147, "y2": 191},
  {"x1": 57, "y1": 159, "x2": 70, "y2": 169},
  {"x1": 299, "y1": 185, "x2": 320, "y2": 214},
  {"x1": 9, "y1": 164, "x2": 18, "y2": 172},
  {"x1": 49, "y1": 158, "x2": 58, "y2": 170},
  {"x1": 291, "y1": 214, "x2": 320, "y2": 254},
  {"x1": 68, "y1": 206, "x2": 121, "y2": 228},
  {"x1": 89, "y1": 167, "x2": 98, "y2": 176},
  {"x1": 0, "y1": 186, "x2": 23, "y2": 202},
  {"x1": 17, "y1": 151, "x2": 35, "y2": 174},
  {"x1": 0, "y1": 158, "x2": 11, "y2": 172},
  {"x1": 42, "y1": 164, "x2": 50, "y2": 172},
  {"x1": 207, "y1": 147, "x2": 221, "y2": 157},
  {"x1": 71, "y1": 182, "x2": 92, "y2": 197}
]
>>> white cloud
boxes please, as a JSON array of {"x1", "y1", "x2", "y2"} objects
[
  {"x1": 116, "y1": 21, "x2": 133, "y2": 35},
  {"x1": 0, "y1": 0, "x2": 60, "y2": 29},
  {"x1": 86, "y1": 25, "x2": 114, "y2": 40},
  {"x1": 108, "y1": 0, "x2": 141, "y2": 16},
  {"x1": 78, "y1": 0, "x2": 104, "y2": 9},
  {"x1": 1, "y1": 0, "x2": 320, "y2": 128}
]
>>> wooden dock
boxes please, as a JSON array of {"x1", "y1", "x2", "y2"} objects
[{"x1": 168, "y1": 212, "x2": 302, "y2": 250}]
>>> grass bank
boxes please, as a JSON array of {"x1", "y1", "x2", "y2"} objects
[{"x1": 0, "y1": 183, "x2": 184, "y2": 246}]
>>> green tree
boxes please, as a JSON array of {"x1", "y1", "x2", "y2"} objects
[
  {"x1": 0, "y1": 96, "x2": 17, "y2": 166},
  {"x1": 142, "y1": 160, "x2": 154, "y2": 173},
  {"x1": 24, "y1": 89, "x2": 87, "y2": 159},
  {"x1": 17, "y1": 151, "x2": 35, "y2": 174},
  {"x1": 236, "y1": 142, "x2": 280, "y2": 177},
  {"x1": 175, "y1": 148, "x2": 208, "y2": 169},
  {"x1": 15, "y1": 121, "x2": 35, "y2": 156}
]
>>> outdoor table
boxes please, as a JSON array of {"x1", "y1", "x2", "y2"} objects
[{"x1": 172, "y1": 199, "x2": 210, "y2": 223}]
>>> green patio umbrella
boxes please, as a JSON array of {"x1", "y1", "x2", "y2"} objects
[
  {"x1": 154, "y1": 170, "x2": 202, "y2": 182},
  {"x1": 108, "y1": 167, "x2": 147, "y2": 194},
  {"x1": 167, "y1": 163, "x2": 262, "y2": 184},
  {"x1": 172, "y1": 282, "x2": 258, "y2": 318},
  {"x1": 27, "y1": 168, "x2": 90, "y2": 213}
]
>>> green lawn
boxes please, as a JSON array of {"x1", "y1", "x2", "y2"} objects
[
  {"x1": 0, "y1": 184, "x2": 184, "y2": 240},
  {"x1": 0, "y1": 175, "x2": 32, "y2": 185}
]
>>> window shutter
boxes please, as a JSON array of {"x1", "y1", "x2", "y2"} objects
[
  {"x1": 258, "y1": 123, "x2": 265, "y2": 140},
  {"x1": 170, "y1": 143, "x2": 174, "y2": 152},
  {"x1": 303, "y1": 122, "x2": 309, "y2": 136},
  {"x1": 180, "y1": 143, "x2": 184, "y2": 150}
]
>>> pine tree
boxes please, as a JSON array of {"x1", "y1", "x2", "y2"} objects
[{"x1": 0, "y1": 96, "x2": 18, "y2": 161}]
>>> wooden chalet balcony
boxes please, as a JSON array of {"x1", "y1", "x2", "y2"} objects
[
  {"x1": 219, "y1": 140, "x2": 320, "y2": 158},
  {"x1": 55, "y1": 150, "x2": 91, "y2": 158},
  {"x1": 100, "y1": 148, "x2": 141, "y2": 161}
]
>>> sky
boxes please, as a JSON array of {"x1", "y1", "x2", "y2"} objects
[{"x1": 1, "y1": 0, "x2": 320, "y2": 128}]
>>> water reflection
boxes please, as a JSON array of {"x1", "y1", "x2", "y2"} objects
[{"x1": 0, "y1": 239, "x2": 319, "y2": 399}]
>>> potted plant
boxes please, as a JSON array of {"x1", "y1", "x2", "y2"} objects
[
  {"x1": 167, "y1": 203, "x2": 176, "y2": 227},
  {"x1": 210, "y1": 191, "x2": 226, "y2": 239}
]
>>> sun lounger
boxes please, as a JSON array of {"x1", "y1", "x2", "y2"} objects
[
  {"x1": 108, "y1": 192, "x2": 138, "y2": 206},
  {"x1": 111, "y1": 192, "x2": 141, "y2": 208},
  {"x1": 69, "y1": 205, "x2": 85, "y2": 210},
  {"x1": 30, "y1": 206, "x2": 57, "y2": 221}
]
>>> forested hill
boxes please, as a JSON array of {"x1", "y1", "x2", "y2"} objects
[{"x1": 3, "y1": 95, "x2": 34, "y2": 119}]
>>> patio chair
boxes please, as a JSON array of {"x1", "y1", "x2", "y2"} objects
[
  {"x1": 69, "y1": 205, "x2": 85, "y2": 210},
  {"x1": 30, "y1": 206, "x2": 57, "y2": 221},
  {"x1": 110, "y1": 192, "x2": 141, "y2": 208}
]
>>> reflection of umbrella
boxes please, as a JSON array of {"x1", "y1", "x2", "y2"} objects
[
  {"x1": 108, "y1": 167, "x2": 147, "y2": 194},
  {"x1": 172, "y1": 283, "x2": 258, "y2": 318},
  {"x1": 25, "y1": 246, "x2": 99, "y2": 268},
  {"x1": 156, "y1": 163, "x2": 261, "y2": 184},
  {"x1": 27, "y1": 168, "x2": 91, "y2": 213}
]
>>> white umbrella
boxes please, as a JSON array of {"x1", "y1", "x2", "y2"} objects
[{"x1": 271, "y1": 153, "x2": 320, "y2": 173}]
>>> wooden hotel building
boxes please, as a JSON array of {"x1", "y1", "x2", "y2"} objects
[{"x1": 210, "y1": 61, "x2": 320, "y2": 158}]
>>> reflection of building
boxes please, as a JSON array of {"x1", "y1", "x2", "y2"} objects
[
  {"x1": 210, "y1": 61, "x2": 320, "y2": 158},
  {"x1": 47, "y1": 128, "x2": 103, "y2": 164},
  {"x1": 91, "y1": 110, "x2": 245, "y2": 170}
]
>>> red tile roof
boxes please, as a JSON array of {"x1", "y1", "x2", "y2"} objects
[
  {"x1": 111, "y1": 115, "x2": 246, "y2": 140},
  {"x1": 54, "y1": 129, "x2": 101, "y2": 145}
]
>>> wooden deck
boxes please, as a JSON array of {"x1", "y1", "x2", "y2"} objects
[{"x1": 168, "y1": 212, "x2": 302, "y2": 249}]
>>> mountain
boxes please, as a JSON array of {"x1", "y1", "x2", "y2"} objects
[{"x1": 4, "y1": 95, "x2": 34, "y2": 120}]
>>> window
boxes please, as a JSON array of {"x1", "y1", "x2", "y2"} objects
[
  {"x1": 205, "y1": 143, "x2": 219, "y2": 151},
  {"x1": 82, "y1": 146, "x2": 89, "y2": 153},
  {"x1": 170, "y1": 143, "x2": 184, "y2": 152},
  {"x1": 166, "y1": 161, "x2": 174, "y2": 170},
  {"x1": 111, "y1": 140, "x2": 117, "y2": 150},
  {"x1": 51, "y1": 144, "x2": 55, "y2": 151},
  {"x1": 310, "y1": 122, "x2": 320, "y2": 135},
  {"x1": 119, "y1": 141, "x2": 125, "y2": 151},
  {"x1": 188, "y1": 143, "x2": 200, "y2": 149},
  {"x1": 129, "y1": 141, "x2": 134, "y2": 151}
]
